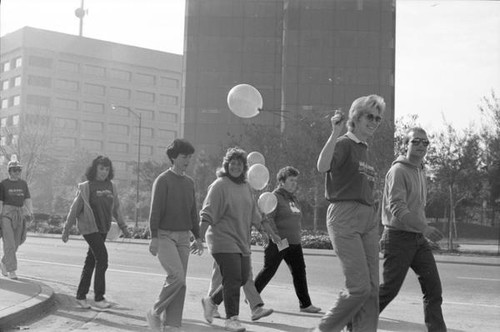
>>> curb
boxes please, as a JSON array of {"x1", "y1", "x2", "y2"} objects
[{"x1": 0, "y1": 279, "x2": 56, "y2": 330}]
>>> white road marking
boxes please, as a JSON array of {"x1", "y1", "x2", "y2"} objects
[
  {"x1": 445, "y1": 301, "x2": 500, "y2": 309},
  {"x1": 20, "y1": 258, "x2": 209, "y2": 281},
  {"x1": 457, "y1": 276, "x2": 500, "y2": 282}
]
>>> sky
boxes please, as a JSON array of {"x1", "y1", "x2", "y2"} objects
[{"x1": 1, "y1": 0, "x2": 499, "y2": 132}]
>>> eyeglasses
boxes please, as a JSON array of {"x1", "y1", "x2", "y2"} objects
[
  {"x1": 365, "y1": 113, "x2": 382, "y2": 123},
  {"x1": 410, "y1": 138, "x2": 430, "y2": 147},
  {"x1": 10, "y1": 168, "x2": 22, "y2": 173}
]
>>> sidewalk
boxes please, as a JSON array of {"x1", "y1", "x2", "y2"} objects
[
  {"x1": 0, "y1": 235, "x2": 498, "y2": 330},
  {"x1": 0, "y1": 277, "x2": 55, "y2": 330}
]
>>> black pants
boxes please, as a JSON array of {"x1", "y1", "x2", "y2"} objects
[
  {"x1": 379, "y1": 229, "x2": 447, "y2": 332},
  {"x1": 76, "y1": 232, "x2": 108, "y2": 301},
  {"x1": 211, "y1": 253, "x2": 250, "y2": 319},
  {"x1": 254, "y1": 241, "x2": 312, "y2": 309}
]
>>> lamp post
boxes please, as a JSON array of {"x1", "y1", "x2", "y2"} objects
[{"x1": 111, "y1": 105, "x2": 141, "y2": 229}]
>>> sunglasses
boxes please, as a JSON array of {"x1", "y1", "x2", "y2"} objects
[
  {"x1": 10, "y1": 168, "x2": 22, "y2": 173},
  {"x1": 410, "y1": 138, "x2": 430, "y2": 147},
  {"x1": 365, "y1": 113, "x2": 382, "y2": 123}
]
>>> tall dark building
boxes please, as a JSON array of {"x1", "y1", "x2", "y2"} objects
[{"x1": 183, "y1": 0, "x2": 395, "y2": 155}]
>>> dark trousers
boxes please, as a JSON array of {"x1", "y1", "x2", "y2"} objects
[
  {"x1": 254, "y1": 241, "x2": 312, "y2": 309},
  {"x1": 76, "y1": 232, "x2": 108, "y2": 301},
  {"x1": 379, "y1": 229, "x2": 447, "y2": 332},
  {"x1": 210, "y1": 253, "x2": 250, "y2": 319}
]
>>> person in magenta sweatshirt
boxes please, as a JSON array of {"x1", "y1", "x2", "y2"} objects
[{"x1": 145, "y1": 139, "x2": 204, "y2": 331}]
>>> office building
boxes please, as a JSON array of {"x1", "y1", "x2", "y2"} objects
[
  {"x1": 0, "y1": 27, "x2": 183, "y2": 181},
  {"x1": 183, "y1": 0, "x2": 395, "y2": 156}
]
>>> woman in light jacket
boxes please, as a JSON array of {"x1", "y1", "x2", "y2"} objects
[{"x1": 62, "y1": 155, "x2": 130, "y2": 309}]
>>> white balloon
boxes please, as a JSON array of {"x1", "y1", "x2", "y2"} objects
[
  {"x1": 247, "y1": 163, "x2": 269, "y2": 191},
  {"x1": 247, "y1": 151, "x2": 265, "y2": 167},
  {"x1": 107, "y1": 222, "x2": 122, "y2": 241},
  {"x1": 258, "y1": 192, "x2": 278, "y2": 214},
  {"x1": 227, "y1": 84, "x2": 262, "y2": 118}
]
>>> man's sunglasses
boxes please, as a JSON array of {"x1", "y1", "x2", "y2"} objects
[
  {"x1": 10, "y1": 168, "x2": 22, "y2": 173},
  {"x1": 410, "y1": 138, "x2": 430, "y2": 147},
  {"x1": 365, "y1": 113, "x2": 382, "y2": 123}
]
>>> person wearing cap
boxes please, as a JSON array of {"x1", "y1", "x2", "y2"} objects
[
  {"x1": 314, "y1": 95, "x2": 386, "y2": 332},
  {"x1": 62, "y1": 155, "x2": 130, "y2": 310},
  {"x1": 0, "y1": 159, "x2": 33, "y2": 280}
]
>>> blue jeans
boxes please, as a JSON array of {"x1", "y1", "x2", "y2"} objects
[
  {"x1": 379, "y1": 229, "x2": 447, "y2": 332},
  {"x1": 77, "y1": 232, "x2": 108, "y2": 301}
]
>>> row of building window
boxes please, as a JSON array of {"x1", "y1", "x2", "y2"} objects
[
  {"x1": 1, "y1": 56, "x2": 180, "y2": 89},
  {"x1": 0, "y1": 74, "x2": 179, "y2": 105}
]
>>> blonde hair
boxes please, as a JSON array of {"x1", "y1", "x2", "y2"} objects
[{"x1": 347, "y1": 94, "x2": 386, "y2": 132}]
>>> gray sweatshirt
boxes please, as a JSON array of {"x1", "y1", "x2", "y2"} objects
[{"x1": 381, "y1": 156, "x2": 428, "y2": 233}]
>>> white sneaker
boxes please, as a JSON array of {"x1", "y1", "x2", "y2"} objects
[
  {"x1": 213, "y1": 304, "x2": 221, "y2": 318},
  {"x1": 94, "y1": 299, "x2": 112, "y2": 309},
  {"x1": 0, "y1": 262, "x2": 7, "y2": 276},
  {"x1": 8, "y1": 271, "x2": 18, "y2": 280},
  {"x1": 251, "y1": 306, "x2": 273, "y2": 321},
  {"x1": 76, "y1": 299, "x2": 91, "y2": 309},
  {"x1": 146, "y1": 309, "x2": 162, "y2": 332},
  {"x1": 201, "y1": 297, "x2": 215, "y2": 323},
  {"x1": 224, "y1": 316, "x2": 245, "y2": 332}
]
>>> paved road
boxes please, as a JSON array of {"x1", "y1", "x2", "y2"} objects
[{"x1": 4, "y1": 236, "x2": 500, "y2": 331}]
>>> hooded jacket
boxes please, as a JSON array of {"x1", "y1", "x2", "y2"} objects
[
  {"x1": 381, "y1": 156, "x2": 428, "y2": 233},
  {"x1": 63, "y1": 181, "x2": 128, "y2": 236}
]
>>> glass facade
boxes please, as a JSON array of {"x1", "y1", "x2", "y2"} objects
[{"x1": 183, "y1": 0, "x2": 395, "y2": 157}]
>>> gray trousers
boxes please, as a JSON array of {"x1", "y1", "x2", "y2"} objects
[
  {"x1": 318, "y1": 201, "x2": 379, "y2": 332},
  {"x1": 1, "y1": 206, "x2": 27, "y2": 272},
  {"x1": 153, "y1": 230, "x2": 190, "y2": 327}
]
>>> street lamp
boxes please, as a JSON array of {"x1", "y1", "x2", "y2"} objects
[{"x1": 111, "y1": 105, "x2": 141, "y2": 229}]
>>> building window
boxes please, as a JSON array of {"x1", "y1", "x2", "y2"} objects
[
  {"x1": 81, "y1": 139, "x2": 102, "y2": 151},
  {"x1": 109, "y1": 69, "x2": 131, "y2": 81},
  {"x1": 12, "y1": 95, "x2": 21, "y2": 106},
  {"x1": 141, "y1": 145, "x2": 153, "y2": 155},
  {"x1": 137, "y1": 108, "x2": 154, "y2": 120},
  {"x1": 28, "y1": 55, "x2": 53, "y2": 68},
  {"x1": 159, "y1": 94, "x2": 178, "y2": 106},
  {"x1": 0, "y1": 118, "x2": 7, "y2": 127},
  {"x1": 109, "y1": 87, "x2": 131, "y2": 99},
  {"x1": 28, "y1": 75, "x2": 51, "y2": 88},
  {"x1": 82, "y1": 121, "x2": 103, "y2": 132},
  {"x1": 84, "y1": 83, "x2": 105, "y2": 96},
  {"x1": 54, "y1": 98, "x2": 78, "y2": 111},
  {"x1": 83, "y1": 102, "x2": 104, "y2": 114},
  {"x1": 83, "y1": 64, "x2": 106, "y2": 77},
  {"x1": 135, "y1": 73, "x2": 155, "y2": 86},
  {"x1": 108, "y1": 142, "x2": 128, "y2": 153},
  {"x1": 136, "y1": 91, "x2": 155, "y2": 103},
  {"x1": 0, "y1": 136, "x2": 6, "y2": 146},
  {"x1": 12, "y1": 115, "x2": 19, "y2": 126},
  {"x1": 13, "y1": 76, "x2": 22, "y2": 87},
  {"x1": 54, "y1": 118, "x2": 78, "y2": 129},
  {"x1": 157, "y1": 129, "x2": 175, "y2": 141},
  {"x1": 158, "y1": 111, "x2": 178, "y2": 123},
  {"x1": 1, "y1": 99, "x2": 8, "y2": 109},
  {"x1": 108, "y1": 123, "x2": 129, "y2": 135},
  {"x1": 2, "y1": 62, "x2": 11, "y2": 72},
  {"x1": 11, "y1": 134, "x2": 19, "y2": 145},
  {"x1": 14, "y1": 57, "x2": 22, "y2": 68},
  {"x1": 159, "y1": 77, "x2": 179, "y2": 88},
  {"x1": 110, "y1": 105, "x2": 131, "y2": 117},
  {"x1": 54, "y1": 137, "x2": 76, "y2": 148},
  {"x1": 1, "y1": 80, "x2": 8, "y2": 90},
  {"x1": 55, "y1": 79, "x2": 79, "y2": 92},
  {"x1": 59, "y1": 60, "x2": 79, "y2": 72},
  {"x1": 141, "y1": 127, "x2": 153, "y2": 138}
]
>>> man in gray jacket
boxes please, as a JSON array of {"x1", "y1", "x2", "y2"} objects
[{"x1": 379, "y1": 127, "x2": 447, "y2": 332}]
